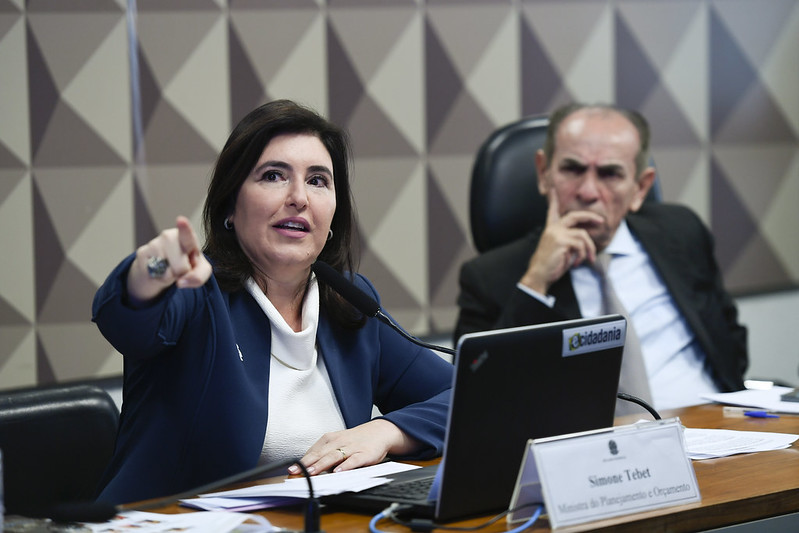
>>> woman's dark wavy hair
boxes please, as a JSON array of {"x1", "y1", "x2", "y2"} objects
[{"x1": 202, "y1": 99, "x2": 365, "y2": 328}]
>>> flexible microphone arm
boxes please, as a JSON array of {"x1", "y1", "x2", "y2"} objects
[
  {"x1": 48, "y1": 458, "x2": 324, "y2": 532},
  {"x1": 375, "y1": 308, "x2": 456, "y2": 357},
  {"x1": 312, "y1": 261, "x2": 455, "y2": 357},
  {"x1": 311, "y1": 261, "x2": 661, "y2": 420},
  {"x1": 127, "y1": 458, "x2": 324, "y2": 533},
  {"x1": 291, "y1": 461, "x2": 323, "y2": 533},
  {"x1": 126, "y1": 457, "x2": 299, "y2": 513},
  {"x1": 46, "y1": 460, "x2": 296, "y2": 522}
]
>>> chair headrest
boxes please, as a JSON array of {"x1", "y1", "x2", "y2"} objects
[{"x1": 469, "y1": 115, "x2": 550, "y2": 254}]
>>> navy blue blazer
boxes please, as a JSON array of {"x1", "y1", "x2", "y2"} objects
[
  {"x1": 455, "y1": 202, "x2": 747, "y2": 393},
  {"x1": 92, "y1": 255, "x2": 453, "y2": 505}
]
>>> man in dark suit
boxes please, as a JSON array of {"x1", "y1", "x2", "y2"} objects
[{"x1": 454, "y1": 103, "x2": 747, "y2": 412}]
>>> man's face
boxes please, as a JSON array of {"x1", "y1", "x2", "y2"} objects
[{"x1": 536, "y1": 109, "x2": 654, "y2": 251}]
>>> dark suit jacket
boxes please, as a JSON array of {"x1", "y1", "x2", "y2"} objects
[
  {"x1": 92, "y1": 254, "x2": 453, "y2": 505},
  {"x1": 455, "y1": 202, "x2": 747, "y2": 393}
]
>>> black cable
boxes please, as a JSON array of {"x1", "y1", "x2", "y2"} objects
[
  {"x1": 388, "y1": 501, "x2": 543, "y2": 532},
  {"x1": 616, "y1": 392, "x2": 661, "y2": 420},
  {"x1": 291, "y1": 461, "x2": 323, "y2": 532},
  {"x1": 377, "y1": 310, "x2": 456, "y2": 356}
]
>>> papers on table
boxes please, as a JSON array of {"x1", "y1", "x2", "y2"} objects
[
  {"x1": 684, "y1": 427, "x2": 799, "y2": 459},
  {"x1": 701, "y1": 386, "x2": 799, "y2": 414},
  {"x1": 77, "y1": 462, "x2": 423, "y2": 528},
  {"x1": 180, "y1": 461, "x2": 420, "y2": 512},
  {"x1": 691, "y1": 387, "x2": 799, "y2": 457},
  {"x1": 182, "y1": 496, "x2": 303, "y2": 512},
  {"x1": 81, "y1": 510, "x2": 275, "y2": 532}
]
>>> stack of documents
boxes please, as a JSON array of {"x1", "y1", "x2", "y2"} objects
[
  {"x1": 683, "y1": 427, "x2": 798, "y2": 459},
  {"x1": 181, "y1": 461, "x2": 420, "y2": 511},
  {"x1": 686, "y1": 386, "x2": 799, "y2": 459}
]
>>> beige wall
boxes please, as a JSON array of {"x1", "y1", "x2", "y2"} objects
[{"x1": 1, "y1": 0, "x2": 797, "y2": 388}]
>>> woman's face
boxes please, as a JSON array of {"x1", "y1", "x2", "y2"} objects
[{"x1": 229, "y1": 133, "x2": 336, "y2": 281}]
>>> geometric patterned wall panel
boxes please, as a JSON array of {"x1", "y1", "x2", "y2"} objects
[
  {"x1": 1, "y1": 0, "x2": 797, "y2": 388},
  {"x1": 1, "y1": 0, "x2": 33, "y2": 389},
  {"x1": 12, "y1": 0, "x2": 131, "y2": 388},
  {"x1": 707, "y1": 0, "x2": 799, "y2": 294}
]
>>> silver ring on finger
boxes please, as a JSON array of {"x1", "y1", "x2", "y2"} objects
[{"x1": 146, "y1": 256, "x2": 170, "y2": 278}]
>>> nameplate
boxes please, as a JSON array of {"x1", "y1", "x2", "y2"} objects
[{"x1": 508, "y1": 418, "x2": 700, "y2": 529}]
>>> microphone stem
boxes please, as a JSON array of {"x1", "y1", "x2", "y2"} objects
[
  {"x1": 376, "y1": 310, "x2": 456, "y2": 357},
  {"x1": 287, "y1": 461, "x2": 323, "y2": 533}
]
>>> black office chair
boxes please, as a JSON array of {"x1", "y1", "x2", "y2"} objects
[
  {"x1": 469, "y1": 115, "x2": 661, "y2": 254},
  {"x1": 0, "y1": 383, "x2": 119, "y2": 517}
]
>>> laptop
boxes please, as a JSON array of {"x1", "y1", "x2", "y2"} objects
[{"x1": 323, "y1": 314, "x2": 626, "y2": 522}]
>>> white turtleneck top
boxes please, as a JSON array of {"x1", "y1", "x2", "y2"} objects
[{"x1": 245, "y1": 275, "x2": 346, "y2": 465}]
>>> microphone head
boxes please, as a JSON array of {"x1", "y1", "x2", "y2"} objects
[
  {"x1": 312, "y1": 261, "x2": 380, "y2": 317},
  {"x1": 47, "y1": 501, "x2": 119, "y2": 523}
]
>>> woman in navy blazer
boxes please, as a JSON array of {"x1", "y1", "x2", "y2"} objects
[{"x1": 92, "y1": 100, "x2": 453, "y2": 505}]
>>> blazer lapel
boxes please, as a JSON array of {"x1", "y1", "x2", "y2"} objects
[
  {"x1": 315, "y1": 317, "x2": 359, "y2": 427},
  {"x1": 221, "y1": 290, "x2": 273, "y2": 459},
  {"x1": 227, "y1": 290, "x2": 272, "y2": 376},
  {"x1": 626, "y1": 213, "x2": 713, "y2": 351}
]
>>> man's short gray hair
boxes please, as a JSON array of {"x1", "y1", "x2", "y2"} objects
[{"x1": 542, "y1": 103, "x2": 651, "y2": 179}]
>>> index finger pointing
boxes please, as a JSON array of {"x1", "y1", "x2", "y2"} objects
[
  {"x1": 545, "y1": 188, "x2": 561, "y2": 226},
  {"x1": 175, "y1": 216, "x2": 201, "y2": 255}
]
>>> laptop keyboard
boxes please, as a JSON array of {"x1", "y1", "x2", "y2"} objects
[{"x1": 368, "y1": 476, "x2": 435, "y2": 501}]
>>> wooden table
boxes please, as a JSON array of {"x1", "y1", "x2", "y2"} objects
[{"x1": 129, "y1": 404, "x2": 799, "y2": 531}]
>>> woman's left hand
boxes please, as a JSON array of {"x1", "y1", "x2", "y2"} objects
[{"x1": 292, "y1": 419, "x2": 420, "y2": 475}]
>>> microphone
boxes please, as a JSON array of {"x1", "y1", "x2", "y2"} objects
[
  {"x1": 312, "y1": 261, "x2": 661, "y2": 419},
  {"x1": 42, "y1": 458, "x2": 324, "y2": 532},
  {"x1": 311, "y1": 261, "x2": 455, "y2": 357}
]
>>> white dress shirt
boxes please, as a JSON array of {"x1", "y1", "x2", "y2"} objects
[{"x1": 519, "y1": 221, "x2": 719, "y2": 410}]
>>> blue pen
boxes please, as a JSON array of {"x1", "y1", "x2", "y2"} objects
[{"x1": 744, "y1": 410, "x2": 779, "y2": 419}]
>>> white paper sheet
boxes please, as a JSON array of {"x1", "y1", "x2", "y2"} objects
[{"x1": 701, "y1": 386, "x2": 799, "y2": 414}]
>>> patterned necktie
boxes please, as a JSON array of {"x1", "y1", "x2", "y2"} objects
[{"x1": 594, "y1": 252, "x2": 653, "y2": 415}]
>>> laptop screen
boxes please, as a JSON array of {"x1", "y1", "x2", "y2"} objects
[{"x1": 433, "y1": 314, "x2": 625, "y2": 521}]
